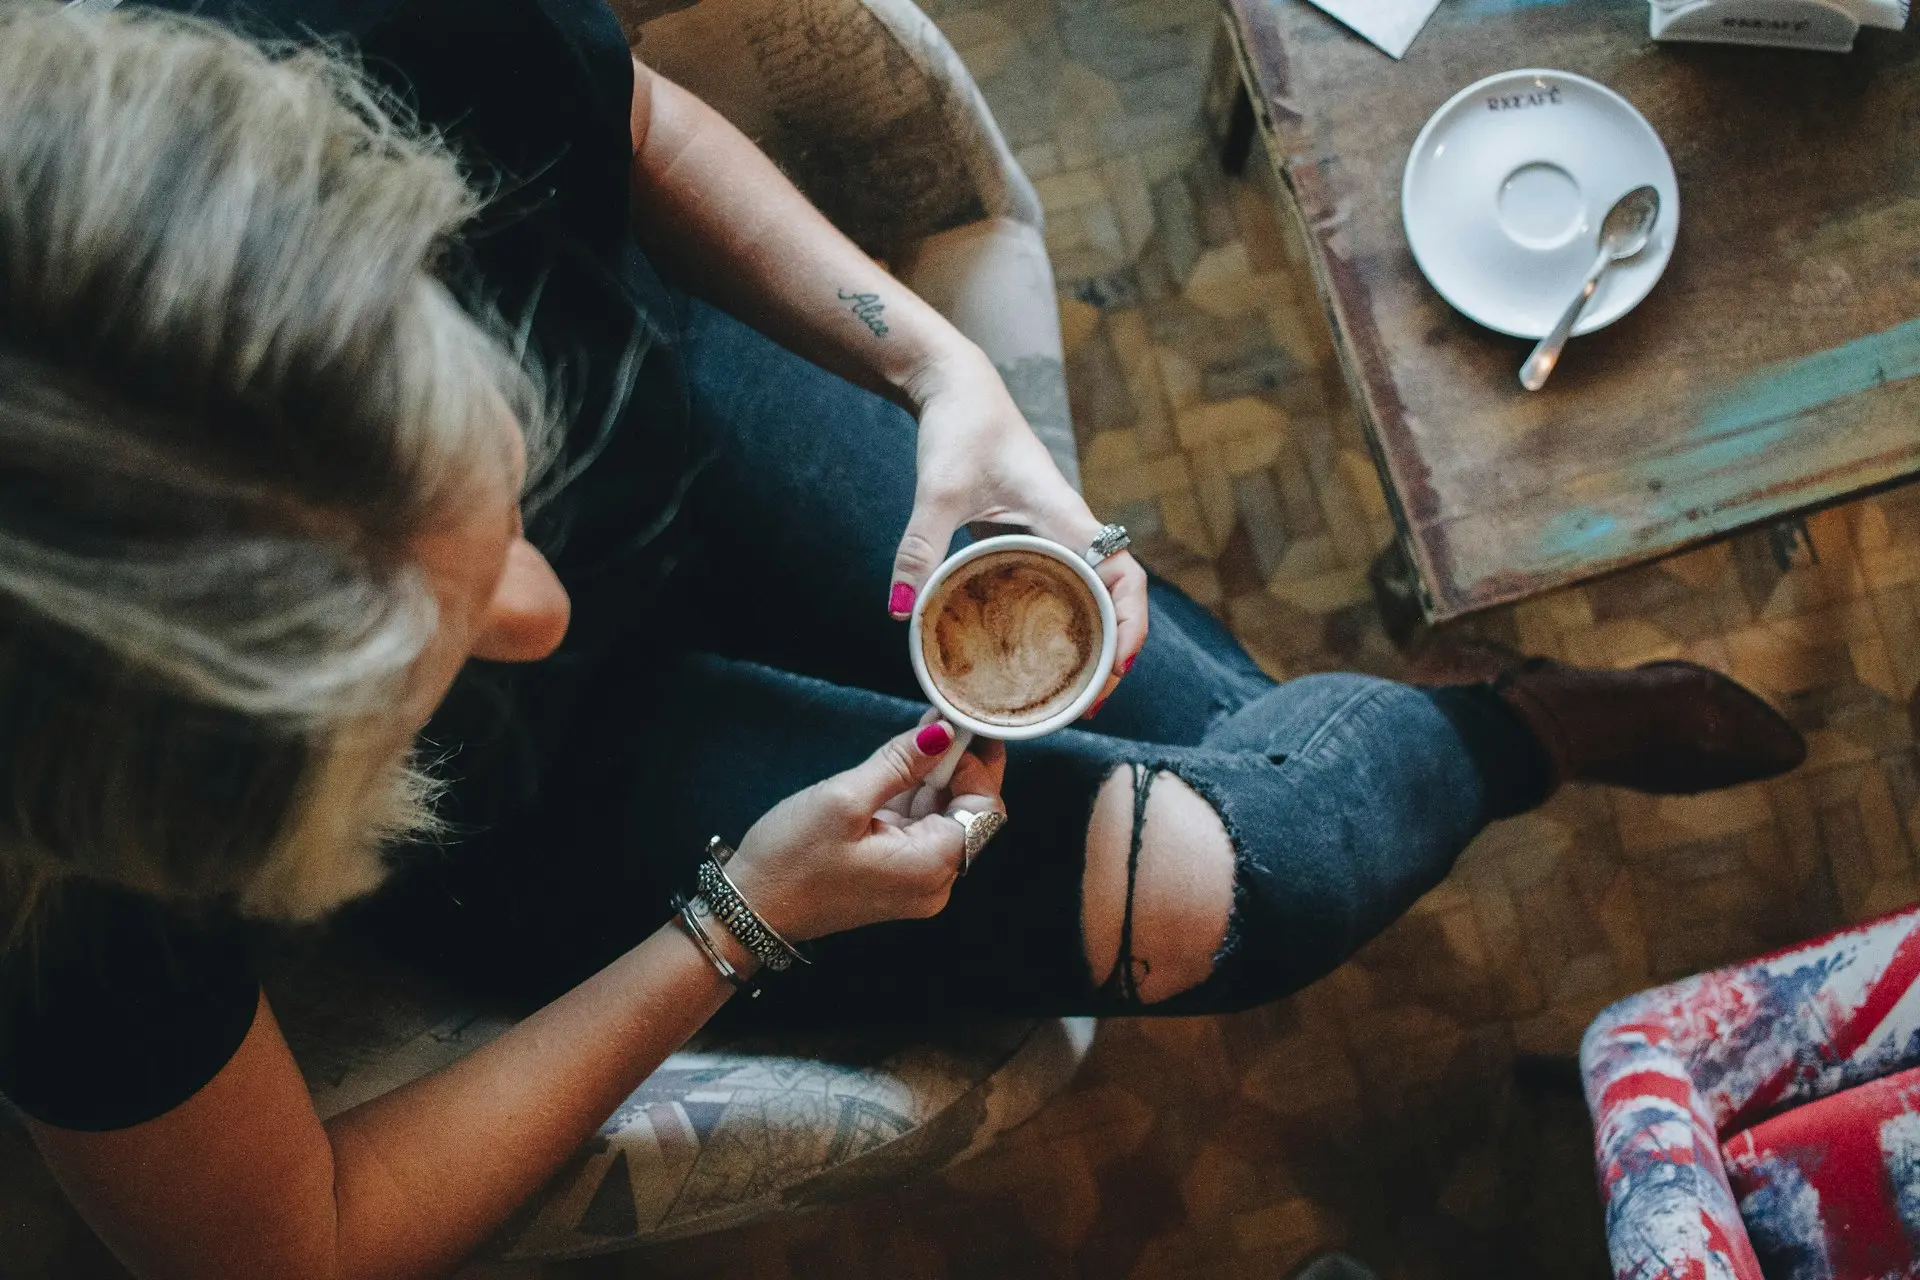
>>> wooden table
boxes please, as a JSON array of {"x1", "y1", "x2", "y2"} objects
[{"x1": 1220, "y1": 0, "x2": 1920, "y2": 621}]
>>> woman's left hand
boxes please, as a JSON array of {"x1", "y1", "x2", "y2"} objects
[{"x1": 889, "y1": 343, "x2": 1148, "y2": 708}]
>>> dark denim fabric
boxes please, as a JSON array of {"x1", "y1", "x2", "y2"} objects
[{"x1": 371, "y1": 300, "x2": 1549, "y2": 1021}]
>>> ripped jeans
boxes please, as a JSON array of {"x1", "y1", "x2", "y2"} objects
[{"x1": 370, "y1": 298, "x2": 1553, "y2": 1020}]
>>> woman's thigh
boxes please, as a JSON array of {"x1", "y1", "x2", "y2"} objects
[
  {"x1": 380, "y1": 651, "x2": 1119, "y2": 1016},
  {"x1": 657, "y1": 300, "x2": 924, "y2": 694},
  {"x1": 659, "y1": 300, "x2": 1271, "y2": 746},
  {"x1": 371, "y1": 659, "x2": 1506, "y2": 1023}
]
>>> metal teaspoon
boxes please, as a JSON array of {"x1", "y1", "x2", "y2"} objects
[{"x1": 1520, "y1": 184, "x2": 1661, "y2": 392}]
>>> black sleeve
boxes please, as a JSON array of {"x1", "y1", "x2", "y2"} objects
[{"x1": 0, "y1": 886, "x2": 260, "y2": 1132}]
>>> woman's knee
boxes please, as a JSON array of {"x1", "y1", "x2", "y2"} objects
[
  {"x1": 1081, "y1": 766, "x2": 1236, "y2": 1006},
  {"x1": 1201, "y1": 672, "x2": 1408, "y2": 761}
]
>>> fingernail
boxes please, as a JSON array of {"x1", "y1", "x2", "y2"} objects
[
  {"x1": 916, "y1": 722, "x2": 953, "y2": 755},
  {"x1": 1121, "y1": 655, "x2": 1136, "y2": 675},
  {"x1": 1088, "y1": 697, "x2": 1107, "y2": 718},
  {"x1": 889, "y1": 583, "x2": 917, "y2": 617}
]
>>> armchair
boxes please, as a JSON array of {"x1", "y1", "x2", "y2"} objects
[{"x1": 1582, "y1": 906, "x2": 1920, "y2": 1279}]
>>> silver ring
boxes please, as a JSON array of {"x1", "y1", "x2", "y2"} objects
[
  {"x1": 1085, "y1": 523, "x2": 1131, "y2": 565},
  {"x1": 946, "y1": 809, "x2": 1006, "y2": 874}
]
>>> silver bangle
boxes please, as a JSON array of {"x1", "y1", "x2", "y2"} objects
[
  {"x1": 671, "y1": 894, "x2": 754, "y2": 994},
  {"x1": 697, "y1": 837, "x2": 809, "y2": 972}
]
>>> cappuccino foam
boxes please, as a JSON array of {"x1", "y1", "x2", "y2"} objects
[{"x1": 921, "y1": 549, "x2": 1101, "y2": 727}]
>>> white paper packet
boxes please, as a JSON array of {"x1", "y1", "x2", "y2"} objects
[{"x1": 1303, "y1": 0, "x2": 1445, "y2": 58}]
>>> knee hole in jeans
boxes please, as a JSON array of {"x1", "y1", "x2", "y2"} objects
[{"x1": 1081, "y1": 766, "x2": 1236, "y2": 1006}]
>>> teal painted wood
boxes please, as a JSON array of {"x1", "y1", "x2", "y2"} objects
[{"x1": 1226, "y1": 0, "x2": 1920, "y2": 619}]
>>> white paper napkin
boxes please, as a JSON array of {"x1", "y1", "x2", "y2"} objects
[
  {"x1": 1303, "y1": 0, "x2": 1445, "y2": 58},
  {"x1": 1858, "y1": 0, "x2": 1911, "y2": 29}
]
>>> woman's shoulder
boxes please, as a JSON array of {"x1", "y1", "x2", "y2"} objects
[
  {"x1": 134, "y1": 0, "x2": 621, "y2": 42},
  {"x1": 134, "y1": 0, "x2": 632, "y2": 88},
  {"x1": 0, "y1": 885, "x2": 260, "y2": 1133},
  {"x1": 140, "y1": 0, "x2": 636, "y2": 215}
]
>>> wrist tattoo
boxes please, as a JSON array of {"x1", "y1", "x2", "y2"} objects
[{"x1": 838, "y1": 288, "x2": 889, "y2": 337}]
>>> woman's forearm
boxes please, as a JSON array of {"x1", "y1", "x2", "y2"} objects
[
  {"x1": 32, "y1": 921, "x2": 744, "y2": 1280},
  {"x1": 628, "y1": 57, "x2": 972, "y2": 408},
  {"x1": 325, "y1": 919, "x2": 742, "y2": 1279}
]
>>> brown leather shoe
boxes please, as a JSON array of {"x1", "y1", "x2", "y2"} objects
[
  {"x1": 1496, "y1": 657, "x2": 1806, "y2": 794},
  {"x1": 1409, "y1": 639, "x2": 1806, "y2": 795}
]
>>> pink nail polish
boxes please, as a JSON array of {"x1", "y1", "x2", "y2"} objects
[
  {"x1": 1088, "y1": 697, "x2": 1107, "y2": 719},
  {"x1": 916, "y1": 723, "x2": 953, "y2": 755},
  {"x1": 889, "y1": 583, "x2": 917, "y2": 617},
  {"x1": 1122, "y1": 654, "x2": 1136, "y2": 675}
]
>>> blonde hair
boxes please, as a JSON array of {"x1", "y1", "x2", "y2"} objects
[{"x1": 0, "y1": 1, "x2": 551, "y2": 927}]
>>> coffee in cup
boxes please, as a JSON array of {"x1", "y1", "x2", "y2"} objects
[
  {"x1": 909, "y1": 534, "x2": 1120, "y2": 789},
  {"x1": 918, "y1": 547, "x2": 1105, "y2": 729}
]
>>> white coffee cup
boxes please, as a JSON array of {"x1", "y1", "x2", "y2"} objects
[{"x1": 908, "y1": 534, "x2": 1118, "y2": 788}]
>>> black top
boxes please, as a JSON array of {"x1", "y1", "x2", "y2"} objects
[{"x1": 0, "y1": 0, "x2": 678, "y2": 1131}]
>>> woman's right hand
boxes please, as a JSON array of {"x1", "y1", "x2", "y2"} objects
[{"x1": 723, "y1": 722, "x2": 1006, "y2": 943}]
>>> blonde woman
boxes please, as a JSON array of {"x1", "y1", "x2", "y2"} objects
[{"x1": 0, "y1": 3, "x2": 1803, "y2": 1277}]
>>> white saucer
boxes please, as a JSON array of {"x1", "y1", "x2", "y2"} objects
[{"x1": 1402, "y1": 69, "x2": 1680, "y2": 340}]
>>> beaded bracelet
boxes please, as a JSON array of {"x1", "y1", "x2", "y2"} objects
[{"x1": 697, "y1": 837, "x2": 809, "y2": 973}]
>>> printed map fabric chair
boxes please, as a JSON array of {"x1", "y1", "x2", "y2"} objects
[
  {"x1": 1581, "y1": 906, "x2": 1920, "y2": 1280},
  {"x1": 263, "y1": 939, "x2": 1092, "y2": 1259},
  {"x1": 0, "y1": 0, "x2": 1092, "y2": 1268},
  {"x1": 616, "y1": 0, "x2": 1078, "y2": 486}
]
